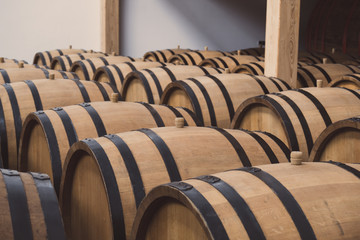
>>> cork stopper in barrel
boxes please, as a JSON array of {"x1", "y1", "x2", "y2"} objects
[
  {"x1": 18, "y1": 62, "x2": 24, "y2": 68},
  {"x1": 225, "y1": 68, "x2": 230, "y2": 73},
  {"x1": 331, "y1": 48, "x2": 336, "y2": 54},
  {"x1": 69, "y1": 45, "x2": 72, "y2": 49},
  {"x1": 111, "y1": 52, "x2": 116, "y2": 56},
  {"x1": 0, "y1": 57, "x2": 4, "y2": 63},
  {"x1": 237, "y1": 50, "x2": 241, "y2": 56},
  {"x1": 290, "y1": 151, "x2": 303, "y2": 165},
  {"x1": 49, "y1": 73, "x2": 55, "y2": 80},
  {"x1": 111, "y1": 93, "x2": 119, "y2": 103},
  {"x1": 316, "y1": 79, "x2": 323, "y2": 88},
  {"x1": 177, "y1": 45, "x2": 180, "y2": 49},
  {"x1": 322, "y1": 58, "x2": 328, "y2": 64},
  {"x1": 90, "y1": 49, "x2": 94, "y2": 53},
  {"x1": 175, "y1": 117, "x2": 184, "y2": 128},
  {"x1": 204, "y1": 46, "x2": 208, "y2": 51}
]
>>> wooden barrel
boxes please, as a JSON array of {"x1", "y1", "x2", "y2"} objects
[
  {"x1": 160, "y1": 73, "x2": 290, "y2": 128},
  {"x1": 232, "y1": 61, "x2": 265, "y2": 75},
  {"x1": 19, "y1": 101, "x2": 200, "y2": 193},
  {"x1": 33, "y1": 47, "x2": 87, "y2": 66},
  {"x1": 0, "y1": 62, "x2": 50, "y2": 70},
  {"x1": 93, "y1": 62, "x2": 170, "y2": 92},
  {"x1": 309, "y1": 116, "x2": 360, "y2": 163},
  {"x1": 0, "y1": 57, "x2": 28, "y2": 64},
  {"x1": 328, "y1": 73, "x2": 360, "y2": 89},
  {"x1": 59, "y1": 126, "x2": 290, "y2": 240},
  {"x1": 143, "y1": 48, "x2": 192, "y2": 62},
  {"x1": 236, "y1": 47, "x2": 265, "y2": 56},
  {"x1": 70, "y1": 56, "x2": 142, "y2": 80},
  {"x1": 50, "y1": 52, "x2": 108, "y2": 71},
  {"x1": 199, "y1": 55, "x2": 263, "y2": 71},
  {"x1": 122, "y1": 65, "x2": 223, "y2": 104},
  {"x1": 0, "y1": 68, "x2": 79, "y2": 84},
  {"x1": 231, "y1": 87, "x2": 360, "y2": 158},
  {"x1": 0, "y1": 79, "x2": 116, "y2": 169},
  {"x1": 232, "y1": 61, "x2": 311, "y2": 76},
  {"x1": 0, "y1": 169, "x2": 66, "y2": 240},
  {"x1": 297, "y1": 64, "x2": 360, "y2": 88},
  {"x1": 168, "y1": 50, "x2": 233, "y2": 65},
  {"x1": 132, "y1": 161, "x2": 360, "y2": 240}
]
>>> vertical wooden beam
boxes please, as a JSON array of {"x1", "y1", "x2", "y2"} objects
[
  {"x1": 101, "y1": 0, "x2": 120, "y2": 54},
  {"x1": 264, "y1": 0, "x2": 301, "y2": 88}
]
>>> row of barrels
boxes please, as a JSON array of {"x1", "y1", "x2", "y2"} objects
[{"x1": 0, "y1": 48, "x2": 359, "y2": 240}]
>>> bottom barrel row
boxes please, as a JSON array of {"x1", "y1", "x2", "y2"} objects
[{"x1": 0, "y1": 160, "x2": 359, "y2": 240}]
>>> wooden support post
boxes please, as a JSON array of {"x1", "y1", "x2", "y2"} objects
[
  {"x1": 264, "y1": 0, "x2": 301, "y2": 88},
  {"x1": 101, "y1": 0, "x2": 121, "y2": 54}
]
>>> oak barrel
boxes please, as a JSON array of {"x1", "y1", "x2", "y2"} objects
[
  {"x1": 132, "y1": 162, "x2": 360, "y2": 240},
  {"x1": 60, "y1": 126, "x2": 290, "y2": 240},
  {"x1": 93, "y1": 62, "x2": 171, "y2": 92},
  {"x1": 0, "y1": 68, "x2": 79, "y2": 84},
  {"x1": 19, "y1": 101, "x2": 200, "y2": 193},
  {"x1": 309, "y1": 116, "x2": 360, "y2": 163},
  {"x1": 0, "y1": 79, "x2": 116, "y2": 169},
  {"x1": 232, "y1": 61, "x2": 310, "y2": 76},
  {"x1": 297, "y1": 64, "x2": 360, "y2": 88},
  {"x1": 0, "y1": 62, "x2": 50, "y2": 70},
  {"x1": 70, "y1": 56, "x2": 141, "y2": 80},
  {"x1": 231, "y1": 87, "x2": 360, "y2": 158},
  {"x1": 122, "y1": 65, "x2": 223, "y2": 104},
  {"x1": 160, "y1": 73, "x2": 290, "y2": 127},
  {"x1": 168, "y1": 50, "x2": 233, "y2": 65},
  {"x1": 0, "y1": 57, "x2": 28, "y2": 64},
  {"x1": 143, "y1": 48, "x2": 192, "y2": 62},
  {"x1": 236, "y1": 47, "x2": 265, "y2": 56},
  {"x1": 0, "y1": 169, "x2": 65, "y2": 240},
  {"x1": 328, "y1": 73, "x2": 360, "y2": 89},
  {"x1": 50, "y1": 52, "x2": 108, "y2": 71},
  {"x1": 199, "y1": 55, "x2": 263, "y2": 71},
  {"x1": 33, "y1": 47, "x2": 87, "y2": 67}
]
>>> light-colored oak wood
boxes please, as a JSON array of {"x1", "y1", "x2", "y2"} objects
[
  {"x1": 161, "y1": 73, "x2": 290, "y2": 128},
  {"x1": 0, "y1": 68, "x2": 78, "y2": 84},
  {"x1": 132, "y1": 162, "x2": 360, "y2": 240},
  {"x1": 168, "y1": 50, "x2": 233, "y2": 65},
  {"x1": 50, "y1": 52, "x2": 107, "y2": 71},
  {"x1": 0, "y1": 62, "x2": 48, "y2": 70},
  {"x1": 328, "y1": 73, "x2": 360, "y2": 90},
  {"x1": 60, "y1": 126, "x2": 290, "y2": 240},
  {"x1": 0, "y1": 170, "x2": 65, "y2": 240},
  {"x1": 102, "y1": 0, "x2": 120, "y2": 54},
  {"x1": 122, "y1": 65, "x2": 224, "y2": 104},
  {"x1": 0, "y1": 79, "x2": 115, "y2": 169},
  {"x1": 19, "y1": 102, "x2": 199, "y2": 192},
  {"x1": 93, "y1": 62, "x2": 172, "y2": 92},
  {"x1": 199, "y1": 55, "x2": 263, "y2": 72},
  {"x1": 264, "y1": 0, "x2": 301, "y2": 88},
  {"x1": 70, "y1": 56, "x2": 142, "y2": 80},
  {"x1": 33, "y1": 48, "x2": 87, "y2": 67},
  {"x1": 232, "y1": 61, "x2": 265, "y2": 75},
  {"x1": 309, "y1": 116, "x2": 360, "y2": 163},
  {"x1": 231, "y1": 87, "x2": 360, "y2": 158},
  {"x1": 143, "y1": 48, "x2": 193, "y2": 63}
]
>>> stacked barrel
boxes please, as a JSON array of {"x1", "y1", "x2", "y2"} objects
[{"x1": 0, "y1": 44, "x2": 359, "y2": 240}]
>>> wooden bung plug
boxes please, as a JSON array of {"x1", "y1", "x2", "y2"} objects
[
  {"x1": 225, "y1": 68, "x2": 230, "y2": 73},
  {"x1": 175, "y1": 117, "x2": 184, "y2": 128},
  {"x1": 111, "y1": 93, "x2": 119, "y2": 103},
  {"x1": 90, "y1": 49, "x2": 94, "y2": 53},
  {"x1": 111, "y1": 52, "x2": 116, "y2": 56},
  {"x1": 0, "y1": 57, "x2": 4, "y2": 63},
  {"x1": 316, "y1": 79, "x2": 323, "y2": 88},
  {"x1": 290, "y1": 151, "x2": 303, "y2": 165},
  {"x1": 204, "y1": 46, "x2": 208, "y2": 51},
  {"x1": 177, "y1": 45, "x2": 180, "y2": 49},
  {"x1": 332, "y1": 48, "x2": 336, "y2": 54},
  {"x1": 49, "y1": 74, "x2": 55, "y2": 80},
  {"x1": 237, "y1": 50, "x2": 241, "y2": 56},
  {"x1": 18, "y1": 62, "x2": 24, "y2": 68},
  {"x1": 69, "y1": 45, "x2": 72, "y2": 49},
  {"x1": 322, "y1": 58, "x2": 328, "y2": 64}
]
